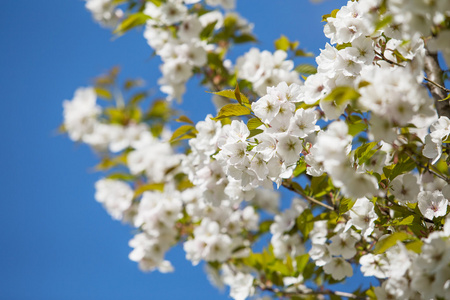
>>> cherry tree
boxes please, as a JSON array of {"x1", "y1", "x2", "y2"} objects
[{"x1": 61, "y1": 0, "x2": 450, "y2": 299}]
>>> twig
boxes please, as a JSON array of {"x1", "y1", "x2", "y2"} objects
[
  {"x1": 403, "y1": 150, "x2": 450, "y2": 183},
  {"x1": 424, "y1": 49, "x2": 450, "y2": 119},
  {"x1": 424, "y1": 77, "x2": 450, "y2": 93},
  {"x1": 281, "y1": 181, "x2": 335, "y2": 211},
  {"x1": 258, "y1": 283, "x2": 366, "y2": 299},
  {"x1": 374, "y1": 50, "x2": 404, "y2": 67}
]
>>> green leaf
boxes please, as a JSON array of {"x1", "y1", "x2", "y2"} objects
[
  {"x1": 147, "y1": 100, "x2": 170, "y2": 119},
  {"x1": 294, "y1": 49, "x2": 314, "y2": 57},
  {"x1": 439, "y1": 93, "x2": 450, "y2": 101},
  {"x1": 134, "y1": 183, "x2": 165, "y2": 196},
  {"x1": 148, "y1": 0, "x2": 162, "y2": 6},
  {"x1": 392, "y1": 215, "x2": 415, "y2": 226},
  {"x1": 358, "y1": 80, "x2": 371, "y2": 88},
  {"x1": 295, "y1": 254, "x2": 310, "y2": 274},
  {"x1": 106, "y1": 172, "x2": 135, "y2": 181},
  {"x1": 248, "y1": 129, "x2": 263, "y2": 139},
  {"x1": 297, "y1": 209, "x2": 314, "y2": 239},
  {"x1": 374, "y1": 15, "x2": 393, "y2": 31},
  {"x1": 114, "y1": 12, "x2": 150, "y2": 35},
  {"x1": 112, "y1": 0, "x2": 127, "y2": 4},
  {"x1": 405, "y1": 240, "x2": 423, "y2": 253},
  {"x1": 105, "y1": 107, "x2": 126, "y2": 124},
  {"x1": 366, "y1": 287, "x2": 377, "y2": 300},
  {"x1": 354, "y1": 141, "x2": 379, "y2": 165},
  {"x1": 293, "y1": 161, "x2": 306, "y2": 177},
  {"x1": 177, "y1": 178, "x2": 194, "y2": 191},
  {"x1": 128, "y1": 91, "x2": 147, "y2": 106},
  {"x1": 128, "y1": 107, "x2": 142, "y2": 122},
  {"x1": 209, "y1": 89, "x2": 236, "y2": 100},
  {"x1": 336, "y1": 42, "x2": 352, "y2": 50},
  {"x1": 94, "y1": 87, "x2": 112, "y2": 100},
  {"x1": 312, "y1": 211, "x2": 338, "y2": 222},
  {"x1": 295, "y1": 64, "x2": 317, "y2": 74},
  {"x1": 310, "y1": 175, "x2": 329, "y2": 198},
  {"x1": 247, "y1": 118, "x2": 264, "y2": 130},
  {"x1": 295, "y1": 64, "x2": 317, "y2": 75},
  {"x1": 274, "y1": 35, "x2": 290, "y2": 51},
  {"x1": 348, "y1": 115, "x2": 367, "y2": 136},
  {"x1": 94, "y1": 154, "x2": 127, "y2": 171},
  {"x1": 234, "y1": 84, "x2": 250, "y2": 106},
  {"x1": 175, "y1": 115, "x2": 194, "y2": 125},
  {"x1": 323, "y1": 86, "x2": 360, "y2": 106},
  {"x1": 211, "y1": 103, "x2": 251, "y2": 120},
  {"x1": 170, "y1": 125, "x2": 197, "y2": 142},
  {"x1": 209, "y1": 87, "x2": 250, "y2": 106},
  {"x1": 258, "y1": 220, "x2": 273, "y2": 234},
  {"x1": 200, "y1": 20, "x2": 217, "y2": 40},
  {"x1": 233, "y1": 33, "x2": 257, "y2": 44},
  {"x1": 322, "y1": 9, "x2": 339, "y2": 22},
  {"x1": 386, "y1": 156, "x2": 416, "y2": 180},
  {"x1": 124, "y1": 78, "x2": 144, "y2": 90},
  {"x1": 373, "y1": 232, "x2": 411, "y2": 254},
  {"x1": 339, "y1": 198, "x2": 356, "y2": 217}
]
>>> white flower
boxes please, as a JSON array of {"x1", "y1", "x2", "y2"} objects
[
  {"x1": 288, "y1": 108, "x2": 319, "y2": 138},
  {"x1": 359, "y1": 253, "x2": 389, "y2": 278},
  {"x1": 251, "y1": 94, "x2": 280, "y2": 123},
  {"x1": 85, "y1": 0, "x2": 123, "y2": 27},
  {"x1": 323, "y1": 257, "x2": 353, "y2": 280},
  {"x1": 222, "y1": 267, "x2": 254, "y2": 300},
  {"x1": 63, "y1": 87, "x2": 100, "y2": 141},
  {"x1": 309, "y1": 244, "x2": 331, "y2": 267},
  {"x1": 423, "y1": 134, "x2": 442, "y2": 164},
  {"x1": 227, "y1": 120, "x2": 250, "y2": 143},
  {"x1": 389, "y1": 173, "x2": 420, "y2": 203},
  {"x1": 328, "y1": 231, "x2": 359, "y2": 259},
  {"x1": 178, "y1": 15, "x2": 203, "y2": 41},
  {"x1": 345, "y1": 197, "x2": 377, "y2": 237},
  {"x1": 418, "y1": 190, "x2": 449, "y2": 220},
  {"x1": 94, "y1": 179, "x2": 134, "y2": 220},
  {"x1": 276, "y1": 134, "x2": 303, "y2": 165}
]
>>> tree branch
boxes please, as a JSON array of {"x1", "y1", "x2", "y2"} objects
[
  {"x1": 374, "y1": 50, "x2": 404, "y2": 67},
  {"x1": 258, "y1": 283, "x2": 366, "y2": 299},
  {"x1": 424, "y1": 77, "x2": 450, "y2": 93},
  {"x1": 282, "y1": 180, "x2": 335, "y2": 211},
  {"x1": 424, "y1": 49, "x2": 450, "y2": 118}
]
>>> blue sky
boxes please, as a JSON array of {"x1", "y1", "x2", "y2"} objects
[{"x1": 0, "y1": 1, "x2": 348, "y2": 299}]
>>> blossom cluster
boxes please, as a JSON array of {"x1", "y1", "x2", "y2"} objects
[
  {"x1": 65, "y1": 0, "x2": 450, "y2": 299},
  {"x1": 142, "y1": 0, "x2": 252, "y2": 101}
]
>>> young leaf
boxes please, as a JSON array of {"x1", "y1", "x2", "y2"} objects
[
  {"x1": 94, "y1": 87, "x2": 112, "y2": 100},
  {"x1": 355, "y1": 141, "x2": 379, "y2": 165},
  {"x1": 295, "y1": 254, "x2": 310, "y2": 274},
  {"x1": 128, "y1": 91, "x2": 147, "y2": 106},
  {"x1": 295, "y1": 64, "x2": 317, "y2": 75},
  {"x1": 134, "y1": 183, "x2": 165, "y2": 196},
  {"x1": 339, "y1": 198, "x2": 356, "y2": 217},
  {"x1": 374, "y1": 15, "x2": 393, "y2": 32},
  {"x1": 297, "y1": 209, "x2": 314, "y2": 239},
  {"x1": 373, "y1": 232, "x2": 411, "y2": 254},
  {"x1": 170, "y1": 125, "x2": 197, "y2": 142},
  {"x1": 233, "y1": 33, "x2": 257, "y2": 44},
  {"x1": 200, "y1": 21, "x2": 217, "y2": 40},
  {"x1": 247, "y1": 118, "x2": 264, "y2": 130},
  {"x1": 114, "y1": 13, "x2": 150, "y2": 35},
  {"x1": 234, "y1": 83, "x2": 249, "y2": 106},
  {"x1": 274, "y1": 35, "x2": 290, "y2": 51},
  {"x1": 211, "y1": 104, "x2": 251, "y2": 120},
  {"x1": 175, "y1": 115, "x2": 194, "y2": 125},
  {"x1": 294, "y1": 49, "x2": 314, "y2": 57},
  {"x1": 323, "y1": 86, "x2": 360, "y2": 105}
]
